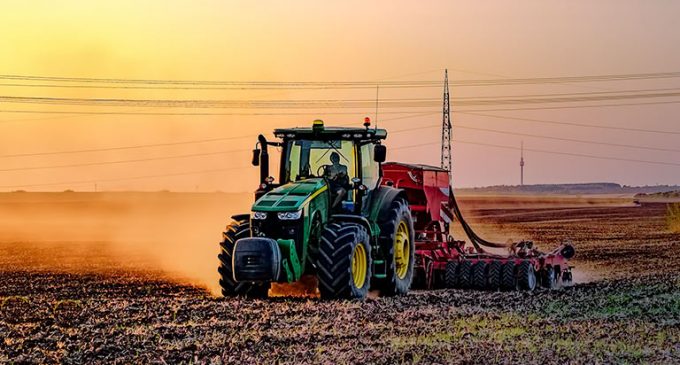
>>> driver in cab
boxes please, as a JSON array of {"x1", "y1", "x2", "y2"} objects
[{"x1": 324, "y1": 152, "x2": 350, "y2": 209}]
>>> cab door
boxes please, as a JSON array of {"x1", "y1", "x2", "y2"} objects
[{"x1": 359, "y1": 142, "x2": 380, "y2": 215}]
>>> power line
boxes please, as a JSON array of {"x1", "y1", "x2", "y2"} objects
[
  {"x1": 3, "y1": 115, "x2": 675, "y2": 163},
  {"x1": 454, "y1": 124, "x2": 680, "y2": 152},
  {"x1": 0, "y1": 95, "x2": 439, "y2": 108},
  {"x1": 0, "y1": 82, "x2": 439, "y2": 91},
  {"x1": 0, "y1": 135, "x2": 254, "y2": 158},
  {"x1": 5, "y1": 135, "x2": 679, "y2": 189},
  {"x1": 0, "y1": 148, "x2": 252, "y2": 172},
  {"x1": 0, "y1": 112, "x2": 438, "y2": 162},
  {"x1": 1, "y1": 96, "x2": 680, "y2": 116},
  {"x1": 458, "y1": 99, "x2": 680, "y2": 112},
  {"x1": 0, "y1": 75, "x2": 439, "y2": 86},
  {"x1": 0, "y1": 125, "x2": 440, "y2": 171},
  {"x1": 0, "y1": 166, "x2": 251, "y2": 189},
  {"x1": 2, "y1": 70, "x2": 680, "y2": 87},
  {"x1": 4, "y1": 116, "x2": 674, "y2": 161},
  {"x1": 2, "y1": 97, "x2": 680, "y2": 118},
  {"x1": 394, "y1": 139, "x2": 680, "y2": 167},
  {"x1": 453, "y1": 87, "x2": 680, "y2": 100},
  {"x1": 461, "y1": 111, "x2": 680, "y2": 135},
  {"x1": 0, "y1": 109, "x2": 432, "y2": 116},
  {"x1": 0, "y1": 103, "x2": 677, "y2": 161},
  {"x1": 3, "y1": 90, "x2": 680, "y2": 109}
]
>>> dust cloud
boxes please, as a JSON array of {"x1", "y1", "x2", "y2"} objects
[{"x1": 0, "y1": 192, "x2": 253, "y2": 296}]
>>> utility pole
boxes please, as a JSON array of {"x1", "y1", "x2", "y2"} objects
[
  {"x1": 520, "y1": 141, "x2": 525, "y2": 186},
  {"x1": 441, "y1": 69, "x2": 452, "y2": 173}
]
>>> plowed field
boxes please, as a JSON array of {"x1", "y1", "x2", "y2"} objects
[{"x1": 1, "y1": 193, "x2": 678, "y2": 364}]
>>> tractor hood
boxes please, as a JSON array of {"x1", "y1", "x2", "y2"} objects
[{"x1": 252, "y1": 178, "x2": 327, "y2": 212}]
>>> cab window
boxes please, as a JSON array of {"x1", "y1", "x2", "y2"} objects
[
  {"x1": 360, "y1": 143, "x2": 379, "y2": 189},
  {"x1": 284, "y1": 139, "x2": 356, "y2": 183}
]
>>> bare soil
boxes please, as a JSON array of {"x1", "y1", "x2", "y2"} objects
[{"x1": 1, "y1": 193, "x2": 679, "y2": 364}]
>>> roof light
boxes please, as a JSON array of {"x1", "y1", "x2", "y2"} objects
[
  {"x1": 364, "y1": 117, "x2": 371, "y2": 128},
  {"x1": 313, "y1": 119, "x2": 324, "y2": 133}
]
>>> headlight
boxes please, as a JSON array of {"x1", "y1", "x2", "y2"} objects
[
  {"x1": 277, "y1": 210, "x2": 302, "y2": 220},
  {"x1": 251, "y1": 211, "x2": 268, "y2": 220}
]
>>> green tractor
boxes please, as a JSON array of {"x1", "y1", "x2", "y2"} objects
[{"x1": 217, "y1": 119, "x2": 415, "y2": 300}]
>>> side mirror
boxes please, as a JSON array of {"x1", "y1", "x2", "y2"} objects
[
  {"x1": 252, "y1": 149, "x2": 261, "y2": 166},
  {"x1": 374, "y1": 144, "x2": 386, "y2": 163}
]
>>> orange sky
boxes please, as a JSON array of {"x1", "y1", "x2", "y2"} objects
[{"x1": 1, "y1": 1, "x2": 679, "y2": 191}]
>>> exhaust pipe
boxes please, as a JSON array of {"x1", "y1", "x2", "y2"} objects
[{"x1": 258, "y1": 134, "x2": 269, "y2": 184}]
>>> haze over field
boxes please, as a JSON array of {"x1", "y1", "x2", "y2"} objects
[
  {"x1": 0, "y1": 192, "x2": 623, "y2": 295},
  {"x1": 1, "y1": 1, "x2": 679, "y2": 191}
]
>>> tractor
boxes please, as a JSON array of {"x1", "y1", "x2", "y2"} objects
[
  {"x1": 218, "y1": 118, "x2": 415, "y2": 299},
  {"x1": 217, "y1": 119, "x2": 575, "y2": 300}
]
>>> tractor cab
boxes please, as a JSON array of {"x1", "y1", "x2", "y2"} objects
[{"x1": 253, "y1": 119, "x2": 387, "y2": 215}]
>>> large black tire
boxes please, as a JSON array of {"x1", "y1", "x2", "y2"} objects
[
  {"x1": 456, "y1": 260, "x2": 473, "y2": 289},
  {"x1": 317, "y1": 222, "x2": 372, "y2": 300},
  {"x1": 500, "y1": 261, "x2": 516, "y2": 291},
  {"x1": 471, "y1": 261, "x2": 488, "y2": 290},
  {"x1": 487, "y1": 260, "x2": 503, "y2": 291},
  {"x1": 444, "y1": 261, "x2": 458, "y2": 288},
  {"x1": 517, "y1": 260, "x2": 537, "y2": 291},
  {"x1": 376, "y1": 199, "x2": 415, "y2": 296},
  {"x1": 217, "y1": 218, "x2": 270, "y2": 298}
]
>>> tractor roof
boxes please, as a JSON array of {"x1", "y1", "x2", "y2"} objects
[{"x1": 273, "y1": 126, "x2": 387, "y2": 141}]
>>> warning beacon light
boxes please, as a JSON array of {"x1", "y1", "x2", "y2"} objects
[{"x1": 363, "y1": 117, "x2": 371, "y2": 129}]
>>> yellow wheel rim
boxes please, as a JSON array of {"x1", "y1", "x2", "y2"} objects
[
  {"x1": 394, "y1": 221, "x2": 410, "y2": 279},
  {"x1": 351, "y1": 243, "x2": 368, "y2": 288}
]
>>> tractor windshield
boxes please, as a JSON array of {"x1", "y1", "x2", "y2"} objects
[{"x1": 283, "y1": 139, "x2": 356, "y2": 183}]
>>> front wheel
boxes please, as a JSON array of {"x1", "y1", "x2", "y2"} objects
[
  {"x1": 217, "y1": 217, "x2": 270, "y2": 298},
  {"x1": 376, "y1": 199, "x2": 415, "y2": 296},
  {"x1": 317, "y1": 222, "x2": 372, "y2": 300}
]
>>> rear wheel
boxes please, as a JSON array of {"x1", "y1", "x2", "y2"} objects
[
  {"x1": 487, "y1": 260, "x2": 503, "y2": 291},
  {"x1": 500, "y1": 261, "x2": 516, "y2": 291},
  {"x1": 517, "y1": 260, "x2": 537, "y2": 291},
  {"x1": 444, "y1": 261, "x2": 458, "y2": 288},
  {"x1": 217, "y1": 218, "x2": 270, "y2": 298},
  {"x1": 376, "y1": 199, "x2": 415, "y2": 296},
  {"x1": 471, "y1": 261, "x2": 488, "y2": 290},
  {"x1": 317, "y1": 222, "x2": 372, "y2": 300}
]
